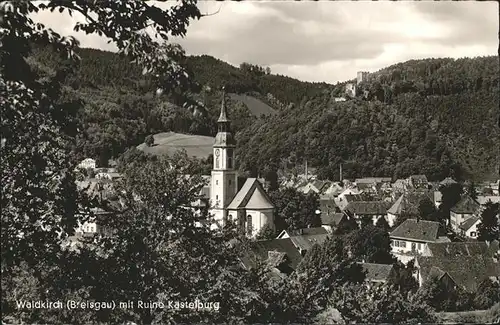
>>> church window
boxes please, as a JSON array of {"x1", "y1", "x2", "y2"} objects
[
  {"x1": 228, "y1": 179, "x2": 231, "y2": 185},
  {"x1": 216, "y1": 180, "x2": 218, "y2": 185},
  {"x1": 216, "y1": 158, "x2": 220, "y2": 169},
  {"x1": 246, "y1": 215, "x2": 253, "y2": 236},
  {"x1": 227, "y1": 149, "x2": 233, "y2": 169}
]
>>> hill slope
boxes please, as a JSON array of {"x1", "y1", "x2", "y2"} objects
[
  {"x1": 29, "y1": 46, "x2": 331, "y2": 165},
  {"x1": 236, "y1": 56, "x2": 500, "y2": 182},
  {"x1": 137, "y1": 132, "x2": 214, "y2": 158}
]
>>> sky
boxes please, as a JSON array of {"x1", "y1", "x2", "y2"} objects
[{"x1": 31, "y1": 0, "x2": 499, "y2": 84}]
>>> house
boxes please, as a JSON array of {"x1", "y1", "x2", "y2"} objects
[
  {"x1": 77, "y1": 158, "x2": 96, "y2": 170},
  {"x1": 240, "y1": 238, "x2": 303, "y2": 274},
  {"x1": 386, "y1": 191, "x2": 434, "y2": 227},
  {"x1": 277, "y1": 227, "x2": 330, "y2": 254},
  {"x1": 319, "y1": 198, "x2": 346, "y2": 232},
  {"x1": 335, "y1": 188, "x2": 362, "y2": 210},
  {"x1": 355, "y1": 177, "x2": 392, "y2": 194},
  {"x1": 422, "y1": 241, "x2": 495, "y2": 258},
  {"x1": 344, "y1": 201, "x2": 391, "y2": 225},
  {"x1": 450, "y1": 196, "x2": 480, "y2": 233},
  {"x1": 360, "y1": 263, "x2": 396, "y2": 286},
  {"x1": 459, "y1": 216, "x2": 481, "y2": 239},
  {"x1": 393, "y1": 179, "x2": 409, "y2": 193},
  {"x1": 299, "y1": 180, "x2": 331, "y2": 195},
  {"x1": 408, "y1": 175, "x2": 429, "y2": 190},
  {"x1": 75, "y1": 207, "x2": 114, "y2": 235},
  {"x1": 415, "y1": 254, "x2": 500, "y2": 292},
  {"x1": 390, "y1": 219, "x2": 450, "y2": 264},
  {"x1": 322, "y1": 182, "x2": 344, "y2": 197}
]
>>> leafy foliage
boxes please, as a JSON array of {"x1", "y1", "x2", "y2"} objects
[
  {"x1": 329, "y1": 283, "x2": 436, "y2": 324},
  {"x1": 236, "y1": 57, "x2": 499, "y2": 181},
  {"x1": 344, "y1": 224, "x2": 396, "y2": 264},
  {"x1": 477, "y1": 202, "x2": 500, "y2": 242},
  {"x1": 268, "y1": 187, "x2": 321, "y2": 231}
]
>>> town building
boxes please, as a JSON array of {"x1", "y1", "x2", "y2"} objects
[
  {"x1": 208, "y1": 89, "x2": 275, "y2": 237},
  {"x1": 450, "y1": 195, "x2": 480, "y2": 233},
  {"x1": 390, "y1": 219, "x2": 450, "y2": 264}
]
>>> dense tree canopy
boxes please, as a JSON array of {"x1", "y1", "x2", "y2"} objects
[
  {"x1": 477, "y1": 202, "x2": 500, "y2": 242},
  {"x1": 269, "y1": 188, "x2": 321, "y2": 231}
]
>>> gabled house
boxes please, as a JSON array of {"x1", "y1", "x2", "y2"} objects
[
  {"x1": 415, "y1": 254, "x2": 500, "y2": 292},
  {"x1": 390, "y1": 219, "x2": 450, "y2": 264},
  {"x1": 458, "y1": 216, "x2": 481, "y2": 239},
  {"x1": 240, "y1": 238, "x2": 303, "y2": 274},
  {"x1": 300, "y1": 180, "x2": 331, "y2": 195},
  {"x1": 450, "y1": 196, "x2": 480, "y2": 233},
  {"x1": 277, "y1": 227, "x2": 330, "y2": 255},
  {"x1": 387, "y1": 191, "x2": 434, "y2": 227},
  {"x1": 408, "y1": 175, "x2": 429, "y2": 190},
  {"x1": 321, "y1": 212, "x2": 347, "y2": 233},
  {"x1": 360, "y1": 263, "x2": 397, "y2": 287},
  {"x1": 344, "y1": 201, "x2": 391, "y2": 225}
]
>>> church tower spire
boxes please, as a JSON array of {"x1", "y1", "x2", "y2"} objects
[{"x1": 210, "y1": 86, "x2": 238, "y2": 225}]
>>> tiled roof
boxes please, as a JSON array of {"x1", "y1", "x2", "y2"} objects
[
  {"x1": 418, "y1": 255, "x2": 500, "y2": 292},
  {"x1": 321, "y1": 212, "x2": 345, "y2": 226},
  {"x1": 240, "y1": 238, "x2": 303, "y2": 270},
  {"x1": 360, "y1": 263, "x2": 395, "y2": 282},
  {"x1": 289, "y1": 233, "x2": 330, "y2": 251},
  {"x1": 390, "y1": 219, "x2": 440, "y2": 242},
  {"x1": 426, "y1": 241, "x2": 493, "y2": 258},
  {"x1": 387, "y1": 191, "x2": 433, "y2": 215},
  {"x1": 287, "y1": 227, "x2": 328, "y2": 236},
  {"x1": 458, "y1": 216, "x2": 481, "y2": 231},
  {"x1": 451, "y1": 196, "x2": 480, "y2": 214},
  {"x1": 345, "y1": 201, "x2": 390, "y2": 215}
]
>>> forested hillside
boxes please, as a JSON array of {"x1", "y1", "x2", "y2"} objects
[
  {"x1": 29, "y1": 45, "x2": 499, "y2": 181},
  {"x1": 29, "y1": 46, "x2": 332, "y2": 165},
  {"x1": 236, "y1": 56, "x2": 500, "y2": 182}
]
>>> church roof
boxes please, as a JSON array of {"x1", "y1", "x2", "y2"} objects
[
  {"x1": 218, "y1": 87, "x2": 230, "y2": 123},
  {"x1": 227, "y1": 178, "x2": 274, "y2": 210}
]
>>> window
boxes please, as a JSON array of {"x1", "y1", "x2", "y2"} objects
[
  {"x1": 227, "y1": 149, "x2": 233, "y2": 169},
  {"x1": 418, "y1": 243, "x2": 422, "y2": 250},
  {"x1": 246, "y1": 215, "x2": 253, "y2": 236},
  {"x1": 228, "y1": 179, "x2": 231, "y2": 185},
  {"x1": 216, "y1": 180, "x2": 218, "y2": 185},
  {"x1": 215, "y1": 158, "x2": 220, "y2": 169},
  {"x1": 411, "y1": 242, "x2": 416, "y2": 251},
  {"x1": 470, "y1": 231, "x2": 477, "y2": 237}
]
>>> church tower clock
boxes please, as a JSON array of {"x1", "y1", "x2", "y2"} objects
[{"x1": 210, "y1": 87, "x2": 238, "y2": 224}]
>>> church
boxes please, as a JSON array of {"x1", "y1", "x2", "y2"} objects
[{"x1": 204, "y1": 88, "x2": 275, "y2": 238}]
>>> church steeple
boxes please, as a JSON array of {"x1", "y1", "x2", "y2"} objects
[
  {"x1": 218, "y1": 86, "x2": 230, "y2": 123},
  {"x1": 214, "y1": 86, "x2": 235, "y2": 146}
]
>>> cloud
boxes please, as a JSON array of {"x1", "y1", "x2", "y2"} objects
[{"x1": 30, "y1": 1, "x2": 498, "y2": 83}]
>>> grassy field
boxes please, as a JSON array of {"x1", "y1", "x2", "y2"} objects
[
  {"x1": 137, "y1": 132, "x2": 214, "y2": 158},
  {"x1": 229, "y1": 93, "x2": 277, "y2": 117}
]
